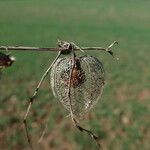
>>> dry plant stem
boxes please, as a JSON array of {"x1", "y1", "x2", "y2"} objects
[
  {"x1": 38, "y1": 96, "x2": 54, "y2": 143},
  {"x1": 23, "y1": 51, "x2": 61, "y2": 150},
  {"x1": 72, "y1": 118, "x2": 102, "y2": 150},
  {"x1": 67, "y1": 50, "x2": 102, "y2": 150},
  {"x1": 0, "y1": 46, "x2": 66, "y2": 51},
  {"x1": 38, "y1": 124, "x2": 48, "y2": 143},
  {"x1": 0, "y1": 41, "x2": 118, "y2": 53}
]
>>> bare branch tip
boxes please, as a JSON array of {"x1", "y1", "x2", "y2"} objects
[{"x1": 114, "y1": 41, "x2": 119, "y2": 44}]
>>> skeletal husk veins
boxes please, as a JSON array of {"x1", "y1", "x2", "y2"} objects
[{"x1": 50, "y1": 54, "x2": 105, "y2": 118}]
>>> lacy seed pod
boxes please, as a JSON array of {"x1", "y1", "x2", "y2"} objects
[{"x1": 50, "y1": 55, "x2": 105, "y2": 118}]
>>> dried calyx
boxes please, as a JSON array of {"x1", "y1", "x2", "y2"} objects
[
  {"x1": 0, "y1": 52, "x2": 15, "y2": 68},
  {"x1": 51, "y1": 54, "x2": 105, "y2": 117}
]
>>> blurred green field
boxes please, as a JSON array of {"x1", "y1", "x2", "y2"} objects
[{"x1": 0, "y1": 0, "x2": 150, "y2": 150}]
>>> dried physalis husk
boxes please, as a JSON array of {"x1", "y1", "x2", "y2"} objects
[
  {"x1": 50, "y1": 55, "x2": 105, "y2": 118},
  {"x1": 0, "y1": 52, "x2": 15, "y2": 69}
]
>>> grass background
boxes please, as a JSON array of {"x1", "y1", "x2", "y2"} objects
[{"x1": 0, "y1": 0, "x2": 150, "y2": 149}]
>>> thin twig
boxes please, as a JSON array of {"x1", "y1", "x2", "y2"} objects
[
  {"x1": 0, "y1": 46, "x2": 66, "y2": 52},
  {"x1": 0, "y1": 41, "x2": 118, "y2": 52}
]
